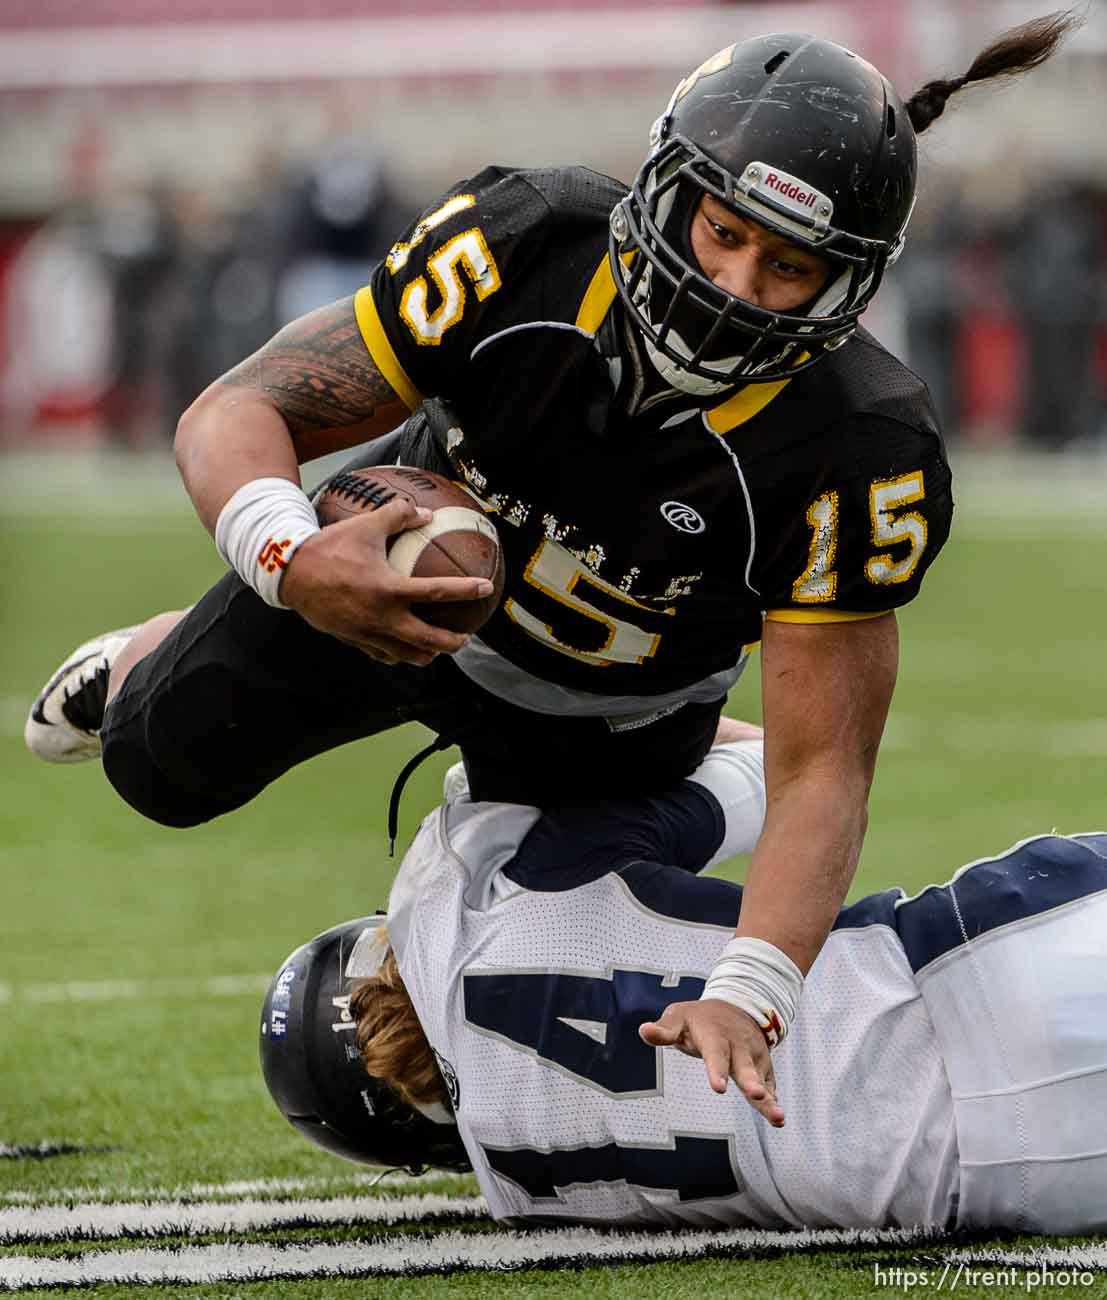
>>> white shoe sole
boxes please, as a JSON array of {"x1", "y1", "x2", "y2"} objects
[{"x1": 24, "y1": 626, "x2": 140, "y2": 763}]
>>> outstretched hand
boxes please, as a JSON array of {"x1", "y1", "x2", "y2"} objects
[
  {"x1": 280, "y1": 498, "x2": 494, "y2": 665},
  {"x1": 640, "y1": 999, "x2": 785, "y2": 1127}
]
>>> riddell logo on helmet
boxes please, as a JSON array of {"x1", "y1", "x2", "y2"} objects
[
  {"x1": 742, "y1": 162, "x2": 833, "y2": 227},
  {"x1": 764, "y1": 173, "x2": 818, "y2": 208}
]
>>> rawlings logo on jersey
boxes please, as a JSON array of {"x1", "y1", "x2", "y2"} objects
[{"x1": 660, "y1": 501, "x2": 705, "y2": 535}]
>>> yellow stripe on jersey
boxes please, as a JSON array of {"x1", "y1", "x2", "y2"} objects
[
  {"x1": 575, "y1": 254, "x2": 632, "y2": 335},
  {"x1": 706, "y1": 376, "x2": 791, "y2": 434},
  {"x1": 705, "y1": 352, "x2": 811, "y2": 435},
  {"x1": 354, "y1": 285, "x2": 423, "y2": 412},
  {"x1": 765, "y1": 608, "x2": 891, "y2": 625}
]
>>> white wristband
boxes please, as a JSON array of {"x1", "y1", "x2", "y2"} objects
[
  {"x1": 701, "y1": 936, "x2": 804, "y2": 1049},
  {"x1": 214, "y1": 477, "x2": 321, "y2": 609}
]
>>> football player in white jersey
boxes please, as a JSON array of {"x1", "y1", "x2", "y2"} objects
[{"x1": 261, "y1": 721, "x2": 1107, "y2": 1234}]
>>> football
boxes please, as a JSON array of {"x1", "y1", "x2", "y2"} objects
[{"x1": 313, "y1": 466, "x2": 504, "y2": 634}]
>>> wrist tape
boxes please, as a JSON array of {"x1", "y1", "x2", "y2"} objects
[
  {"x1": 214, "y1": 478, "x2": 321, "y2": 609},
  {"x1": 700, "y1": 936, "x2": 804, "y2": 1049}
]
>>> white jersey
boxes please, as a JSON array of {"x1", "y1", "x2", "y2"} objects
[
  {"x1": 388, "y1": 739, "x2": 1107, "y2": 1234},
  {"x1": 387, "y1": 744, "x2": 958, "y2": 1229}
]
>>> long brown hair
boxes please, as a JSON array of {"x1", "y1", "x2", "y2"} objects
[
  {"x1": 906, "y1": 8, "x2": 1083, "y2": 134},
  {"x1": 349, "y1": 940, "x2": 447, "y2": 1111}
]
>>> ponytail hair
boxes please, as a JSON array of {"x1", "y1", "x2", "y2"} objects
[
  {"x1": 905, "y1": 7, "x2": 1083, "y2": 134},
  {"x1": 349, "y1": 941, "x2": 447, "y2": 1111}
]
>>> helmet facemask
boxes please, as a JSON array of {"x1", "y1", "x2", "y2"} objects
[
  {"x1": 612, "y1": 137, "x2": 901, "y2": 388},
  {"x1": 611, "y1": 33, "x2": 918, "y2": 389}
]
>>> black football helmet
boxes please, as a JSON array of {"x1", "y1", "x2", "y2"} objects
[
  {"x1": 259, "y1": 915, "x2": 471, "y2": 1173},
  {"x1": 610, "y1": 34, "x2": 918, "y2": 388}
]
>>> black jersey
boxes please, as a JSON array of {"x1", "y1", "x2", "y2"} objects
[{"x1": 356, "y1": 166, "x2": 953, "y2": 698}]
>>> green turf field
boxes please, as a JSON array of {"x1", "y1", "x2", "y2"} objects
[{"x1": 2, "y1": 449, "x2": 1106, "y2": 1297}]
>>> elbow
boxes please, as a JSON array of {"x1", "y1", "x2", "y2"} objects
[
  {"x1": 174, "y1": 381, "x2": 245, "y2": 485},
  {"x1": 174, "y1": 385, "x2": 213, "y2": 482},
  {"x1": 173, "y1": 402, "x2": 196, "y2": 481}
]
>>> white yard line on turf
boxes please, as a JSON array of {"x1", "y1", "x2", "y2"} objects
[
  {"x1": 953, "y1": 1247, "x2": 1107, "y2": 1272},
  {"x1": 4, "y1": 1233, "x2": 1106, "y2": 1290},
  {"x1": 0, "y1": 1171, "x2": 471, "y2": 1206},
  {"x1": 0, "y1": 973, "x2": 269, "y2": 1007},
  {"x1": 0, "y1": 1194, "x2": 487, "y2": 1242},
  {"x1": 0, "y1": 451, "x2": 342, "y2": 518},
  {"x1": 0, "y1": 1225, "x2": 960, "y2": 1288},
  {"x1": 880, "y1": 715, "x2": 1107, "y2": 758}
]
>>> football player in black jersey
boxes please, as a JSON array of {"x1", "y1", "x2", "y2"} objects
[{"x1": 27, "y1": 15, "x2": 1078, "y2": 1113}]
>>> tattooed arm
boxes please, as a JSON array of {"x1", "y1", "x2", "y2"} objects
[
  {"x1": 175, "y1": 296, "x2": 409, "y2": 532},
  {"x1": 174, "y1": 296, "x2": 489, "y2": 665}
]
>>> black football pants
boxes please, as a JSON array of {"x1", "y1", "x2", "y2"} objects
[
  {"x1": 100, "y1": 573, "x2": 723, "y2": 828},
  {"x1": 99, "y1": 437, "x2": 723, "y2": 827}
]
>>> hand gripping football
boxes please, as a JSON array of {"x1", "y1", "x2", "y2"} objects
[{"x1": 313, "y1": 466, "x2": 504, "y2": 634}]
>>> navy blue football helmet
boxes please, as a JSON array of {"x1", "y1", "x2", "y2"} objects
[
  {"x1": 259, "y1": 915, "x2": 471, "y2": 1173},
  {"x1": 611, "y1": 34, "x2": 917, "y2": 387}
]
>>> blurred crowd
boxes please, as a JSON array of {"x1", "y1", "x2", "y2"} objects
[
  {"x1": 894, "y1": 174, "x2": 1107, "y2": 450},
  {"x1": 3, "y1": 143, "x2": 1107, "y2": 452},
  {"x1": 0, "y1": 138, "x2": 414, "y2": 450}
]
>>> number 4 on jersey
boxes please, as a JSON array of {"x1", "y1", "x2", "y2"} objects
[
  {"x1": 482, "y1": 1133, "x2": 743, "y2": 1203},
  {"x1": 464, "y1": 967, "x2": 703, "y2": 1096},
  {"x1": 465, "y1": 968, "x2": 745, "y2": 1205}
]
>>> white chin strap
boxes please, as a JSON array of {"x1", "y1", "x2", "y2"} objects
[
  {"x1": 642, "y1": 333, "x2": 737, "y2": 395},
  {"x1": 630, "y1": 258, "x2": 739, "y2": 394}
]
